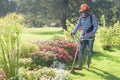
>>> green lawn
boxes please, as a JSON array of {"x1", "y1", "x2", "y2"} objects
[
  {"x1": 21, "y1": 27, "x2": 64, "y2": 41},
  {"x1": 21, "y1": 27, "x2": 120, "y2": 80},
  {"x1": 68, "y1": 49, "x2": 120, "y2": 80}
]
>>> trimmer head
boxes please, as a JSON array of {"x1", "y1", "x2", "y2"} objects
[
  {"x1": 69, "y1": 66, "x2": 82, "y2": 74},
  {"x1": 70, "y1": 69, "x2": 75, "y2": 74},
  {"x1": 69, "y1": 66, "x2": 82, "y2": 70}
]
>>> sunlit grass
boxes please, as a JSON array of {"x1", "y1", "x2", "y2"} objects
[
  {"x1": 68, "y1": 49, "x2": 120, "y2": 80},
  {"x1": 21, "y1": 27, "x2": 64, "y2": 41}
]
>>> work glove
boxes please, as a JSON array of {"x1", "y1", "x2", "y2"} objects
[{"x1": 91, "y1": 32, "x2": 95, "y2": 38}]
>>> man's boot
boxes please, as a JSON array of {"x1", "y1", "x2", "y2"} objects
[
  {"x1": 86, "y1": 55, "x2": 91, "y2": 69},
  {"x1": 78, "y1": 53, "x2": 83, "y2": 70}
]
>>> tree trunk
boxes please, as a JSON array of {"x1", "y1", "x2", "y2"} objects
[{"x1": 61, "y1": 15, "x2": 67, "y2": 30}]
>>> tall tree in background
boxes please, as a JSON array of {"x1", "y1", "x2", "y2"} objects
[
  {"x1": 16, "y1": 0, "x2": 91, "y2": 29},
  {"x1": 50, "y1": 0, "x2": 120, "y2": 27},
  {"x1": 15, "y1": 0, "x2": 120, "y2": 29},
  {"x1": 111, "y1": 0, "x2": 120, "y2": 23},
  {"x1": 89, "y1": 0, "x2": 120, "y2": 26},
  {"x1": 0, "y1": 0, "x2": 17, "y2": 17},
  {"x1": 16, "y1": 0, "x2": 49, "y2": 27},
  {"x1": 0, "y1": 0, "x2": 9, "y2": 16},
  {"x1": 45, "y1": 0, "x2": 96, "y2": 30}
]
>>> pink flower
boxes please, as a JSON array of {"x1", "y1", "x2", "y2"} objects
[
  {"x1": 66, "y1": 59, "x2": 69, "y2": 63},
  {"x1": 58, "y1": 53, "x2": 63, "y2": 58}
]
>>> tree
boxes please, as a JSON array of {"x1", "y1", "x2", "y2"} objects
[
  {"x1": 16, "y1": 0, "x2": 120, "y2": 29},
  {"x1": 110, "y1": 0, "x2": 120, "y2": 24},
  {"x1": 16, "y1": 0, "x2": 91, "y2": 29},
  {"x1": 0, "y1": 0, "x2": 17, "y2": 17},
  {"x1": 47, "y1": 0, "x2": 93, "y2": 30},
  {"x1": 89, "y1": 0, "x2": 120, "y2": 26},
  {"x1": 16, "y1": 0, "x2": 49, "y2": 27},
  {"x1": 0, "y1": 0, "x2": 9, "y2": 16}
]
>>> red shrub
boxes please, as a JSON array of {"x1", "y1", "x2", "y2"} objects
[{"x1": 33, "y1": 37, "x2": 77, "y2": 63}]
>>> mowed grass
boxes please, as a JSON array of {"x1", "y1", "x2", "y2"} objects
[
  {"x1": 68, "y1": 48, "x2": 120, "y2": 80},
  {"x1": 21, "y1": 27, "x2": 64, "y2": 41},
  {"x1": 21, "y1": 27, "x2": 120, "y2": 80}
]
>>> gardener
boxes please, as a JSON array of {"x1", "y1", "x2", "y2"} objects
[{"x1": 71, "y1": 3, "x2": 98, "y2": 69}]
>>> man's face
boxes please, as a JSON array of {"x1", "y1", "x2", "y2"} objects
[{"x1": 81, "y1": 10, "x2": 89, "y2": 17}]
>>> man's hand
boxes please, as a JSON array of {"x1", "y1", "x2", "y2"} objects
[{"x1": 91, "y1": 32, "x2": 95, "y2": 38}]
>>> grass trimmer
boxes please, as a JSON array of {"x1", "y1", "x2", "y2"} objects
[
  {"x1": 69, "y1": 34, "x2": 94, "y2": 73},
  {"x1": 70, "y1": 37, "x2": 81, "y2": 74}
]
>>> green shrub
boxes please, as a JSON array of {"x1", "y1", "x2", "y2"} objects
[
  {"x1": 19, "y1": 43, "x2": 39, "y2": 58},
  {"x1": 31, "y1": 51, "x2": 55, "y2": 67},
  {"x1": 112, "y1": 21, "x2": 120, "y2": 47},
  {"x1": 64, "y1": 20, "x2": 80, "y2": 40},
  {"x1": 8, "y1": 75, "x2": 26, "y2": 80},
  {"x1": 18, "y1": 67, "x2": 70, "y2": 80},
  {"x1": 96, "y1": 27, "x2": 112, "y2": 50},
  {"x1": 19, "y1": 58, "x2": 32, "y2": 68},
  {"x1": 18, "y1": 67, "x2": 56, "y2": 80},
  {"x1": 96, "y1": 21, "x2": 120, "y2": 50}
]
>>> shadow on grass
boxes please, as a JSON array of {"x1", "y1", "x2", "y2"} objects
[
  {"x1": 87, "y1": 67, "x2": 120, "y2": 80},
  {"x1": 92, "y1": 51, "x2": 120, "y2": 63},
  {"x1": 72, "y1": 71, "x2": 85, "y2": 76},
  {"x1": 28, "y1": 31, "x2": 63, "y2": 35},
  {"x1": 105, "y1": 49, "x2": 116, "y2": 52}
]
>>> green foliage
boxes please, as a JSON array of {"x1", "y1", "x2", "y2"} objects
[
  {"x1": 96, "y1": 21, "x2": 120, "y2": 50},
  {"x1": 31, "y1": 51, "x2": 55, "y2": 67},
  {"x1": 0, "y1": 0, "x2": 17, "y2": 17},
  {"x1": 18, "y1": 67, "x2": 70, "y2": 80},
  {"x1": 16, "y1": 0, "x2": 120, "y2": 28},
  {"x1": 19, "y1": 58, "x2": 32, "y2": 68},
  {"x1": 64, "y1": 20, "x2": 79, "y2": 40},
  {"x1": 100, "y1": 15, "x2": 106, "y2": 27},
  {"x1": 8, "y1": 75, "x2": 26, "y2": 80},
  {"x1": 0, "y1": 13, "x2": 23, "y2": 35},
  {"x1": 111, "y1": 21, "x2": 120, "y2": 47},
  {"x1": 19, "y1": 43, "x2": 39, "y2": 58},
  {"x1": 0, "y1": 13, "x2": 24, "y2": 79},
  {"x1": 18, "y1": 67, "x2": 56, "y2": 80}
]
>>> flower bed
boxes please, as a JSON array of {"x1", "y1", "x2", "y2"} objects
[
  {"x1": 31, "y1": 51, "x2": 55, "y2": 67},
  {"x1": 9, "y1": 67, "x2": 70, "y2": 80},
  {"x1": 32, "y1": 37, "x2": 77, "y2": 64}
]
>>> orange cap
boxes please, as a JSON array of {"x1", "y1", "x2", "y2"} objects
[{"x1": 80, "y1": 3, "x2": 89, "y2": 11}]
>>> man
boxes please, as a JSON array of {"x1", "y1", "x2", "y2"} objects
[{"x1": 71, "y1": 3, "x2": 98, "y2": 69}]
